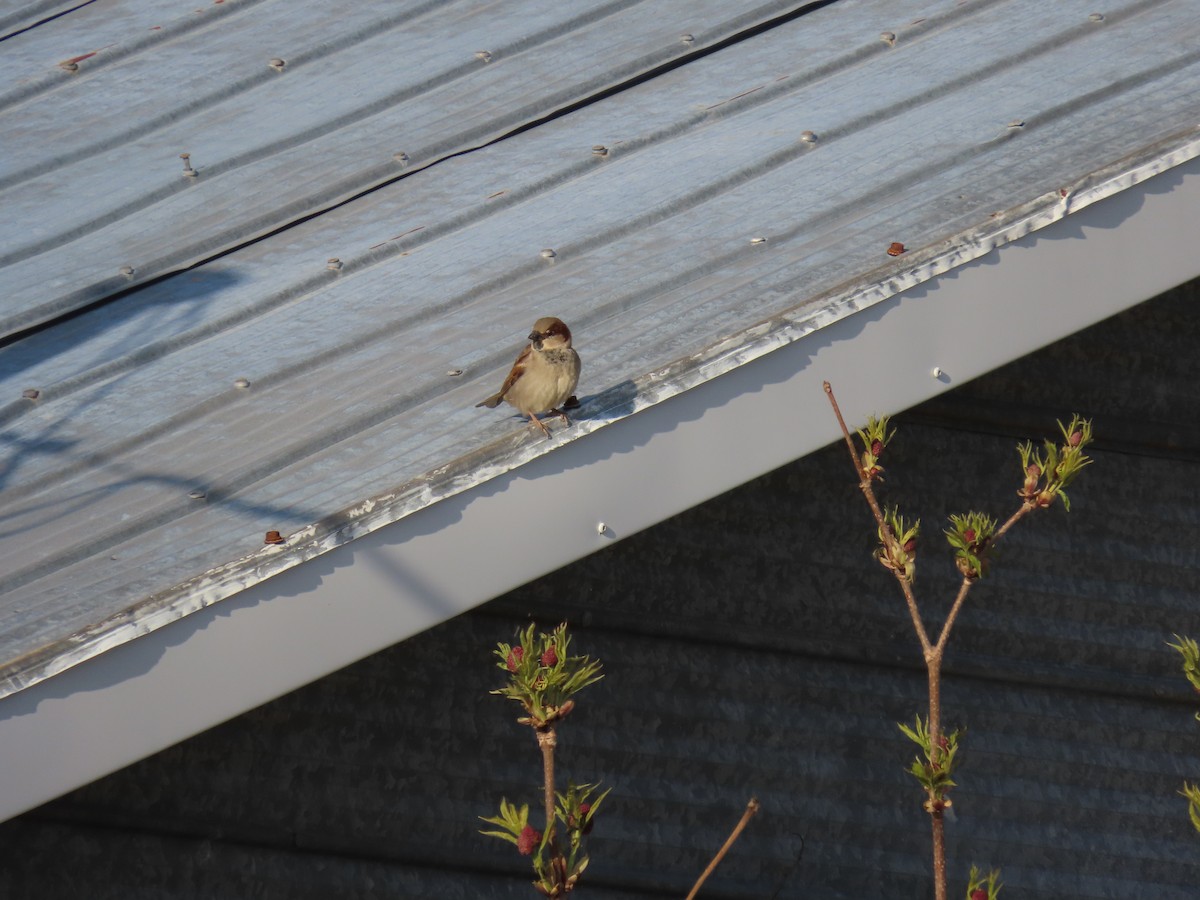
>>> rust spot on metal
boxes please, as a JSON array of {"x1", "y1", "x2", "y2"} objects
[
  {"x1": 264, "y1": 530, "x2": 285, "y2": 545},
  {"x1": 887, "y1": 242, "x2": 907, "y2": 257}
]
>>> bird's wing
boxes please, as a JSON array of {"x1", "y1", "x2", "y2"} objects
[{"x1": 495, "y1": 345, "x2": 532, "y2": 400}]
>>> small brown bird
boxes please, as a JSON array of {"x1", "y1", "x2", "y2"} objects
[{"x1": 476, "y1": 317, "x2": 581, "y2": 438}]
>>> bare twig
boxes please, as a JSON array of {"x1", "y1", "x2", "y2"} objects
[{"x1": 685, "y1": 797, "x2": 761, "y2": 900}]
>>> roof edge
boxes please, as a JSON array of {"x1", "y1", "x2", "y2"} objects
[{"x1": 2, "y1": 126, "x2": 1198, "y2": 701}]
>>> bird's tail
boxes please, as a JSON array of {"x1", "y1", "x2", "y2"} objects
[{"x1": 475, "y1": 395, "x2": 503, "y2": 408}]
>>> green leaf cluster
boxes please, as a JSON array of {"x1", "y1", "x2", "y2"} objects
[
  {"x1": 898, "y1": 714, "x2": 963, "y2": 810},
  {"x1": 966, "y1": 863, "x2": 1003, "y2": 899},
  {"x1": 480, "y1": 797, "x2": 543, "y2": 851},
  {"x1": 492, "y1": 622, "x2": 604, "y2": 727},
  {"x1": 1181, "y1": 783, "x2": 1200, "y2": 834},
  {"x1": 877, "y1": 507, "x2": 919, "y2": 584},
  {"x1": 555, "y1": 781, "x2": 612, "y2": 883},
  {"x1": 944, "y1": 511, "x2": 996, "y2": 580},
  {"x1": 856, "y1": 414, "x2": 895, "y2": 481},
  {"x1": 1168, "y1": 634, "x2": 1200, "y2": 695},
  {"x1": 1016, "y1": 414, "x2": 1094, "y2": 511}
]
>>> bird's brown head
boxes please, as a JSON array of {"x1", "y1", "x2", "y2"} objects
[{"x1": 528, "y1": 316, "x2": 572, "y2": 351}]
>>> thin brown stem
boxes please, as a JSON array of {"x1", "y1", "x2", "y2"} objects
[
  {"x1": 926, "y1": 655, "x2": 946, "y2": 900},
  {"x1": 536, "y1": 727, "x2": 558, "y2": 844},
  {"x1": 934, "y1": 501, "x2": 1035, "y2": 654},
  {"x1": 685, "y1": 797, "x2": 761, "y2": 900},
  {"x1": 824, "y1": 382, "x2": 933, "y2": 653}
]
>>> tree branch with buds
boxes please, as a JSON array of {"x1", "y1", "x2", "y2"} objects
[
  {"x1": 823, "y1": 382, "x2": 1093, "y2": 900},
  {"x1": 481, "y1": 623, "x2": 607, "y2": 897}
]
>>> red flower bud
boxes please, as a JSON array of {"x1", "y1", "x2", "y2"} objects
[
  {"x1": 963, "y1": 528, "x2": 976, "y2": 543},
  {"x1": 1026, "y1": 464, "x2": 1041, "y2": 478},
  {"x1": 568, "y1": 802, "x2": 594, "y2": 834},
  {"x1": 541, "y1": 645, "x2": 558, "y2": 667},
  {"x1": 871, "y1": 439, "x2": 884, "y2": 457},
  {"x1": 506, "y1": 647, "x2": 524, "y2": 672},
  {"x1": 1068, "y1": 430, "x2": 1082, "y2": 447},
  {"x1": 517, "y1": 825, "x2": 542, "y2": 856},
  {"x1": 903, "y1": 538, "x2": 917, "y2": 554},
  {"x1": 970, "y1": 890, "x2": 988, "y2": 900}
]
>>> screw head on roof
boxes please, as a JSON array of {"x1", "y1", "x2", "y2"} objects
[
  {"x1": 592, "y1": 144, "x2": 609, "y2": 157},
  {"x1": 1089, "y1": 12, "x2": 1105, "y2": 22},
  {"x1": 446, "y1": 368, "x2": 464, "y2": 377},
  {"x1": 680, "y1": 33, "x2": 695, "y2": 45},
  {"x1": 394, "y1": 151, "x2": 410, "y2": 165},
  {"x1": 59, "y1": 61, "x2": 79, "y2": 73},
  {"x1": 597, "y1": 522, "x2": 609, "y2": 535},
  {"x1": 21, "y1": 388, "x2": 40, "y2": 401},
  {"x1": 540, "y1": 248, "x2": 557, "y2": 260},
  {"x1": 268, "y1": 58, "x2": 286, "y2": 71},
  {"x1": 799, "y1": 130, "x2": 818, "y2": 143},
  {"x1": 326, "y1": 257, "x2": 343, "y2": 271},
  {"x1": 264, "y1": 530, "x2": 285, "y2": 545},
  {"x1": 750, "y1": 236, "x2": 767, "y2": 245},
  {"x1": 931, "y1": 366, "x2": 944, "y2": 378},
  {"x1": 119, "y1": 265, "x2": 135, "y2": 278},
  {"x1": 234, "y1": 377, "x2": 251, "y2": 389},
  {"x1": 475, "y1": 50, "x2": 493, "y2": 63},
  {"x1": 188, "y1": 488, "x2": 207, "y2": 501},
  {"x1": 180, "y1": 153, "x2": 197, "y2": 178},
  {"x1": 887, "y1": 241, "x2": 907, "y2": 256},
  {"x1": 1007, "y1": 120, "x2": 1026, "y2": 129},
  {"x1": 880, "y1": 31, "x2": 896, "y2": 46}
]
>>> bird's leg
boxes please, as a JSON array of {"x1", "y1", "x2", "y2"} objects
[
  {"x1": 550, "y1": 407, "x2": 571, "y2": 426},
  {"x1": 526, "y1": 411, "x2": 552, "y2": 438}
]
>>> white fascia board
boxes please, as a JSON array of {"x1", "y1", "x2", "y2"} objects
[{"x1": 1, "y1": 155, "x2": 1198, "y2": 823}]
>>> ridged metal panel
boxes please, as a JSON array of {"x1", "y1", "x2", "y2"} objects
[
  {"x1": 1, "y1": 0, "x2": 1199, "y2": 700},
  {"x1": 0, "y1": 0, "x2": 808, "y2": 335}
]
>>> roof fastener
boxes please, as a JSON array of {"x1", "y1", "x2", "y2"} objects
[
  {"x1": 931, "y1": 366, "x2": 944, "y2": 378},
  {"x1": 446, "y1": 368, "x2": 464, "y2": 377},
  {"x1": 180, "y1": 152, "x2": 197, "y2": 178},
  {"x1": 268, "y1": 57, "x2": 286, "y2": 71},
  {"x1": 880, "y1": 31, "x2": 896, "y2": 46},
  {"x1": 119, "y1": 265, "x2": 136, "y2": 278},
  {"x1": 680, "y1": 33, "x2": 695, "y2": 45},
  {"x1": 540, "y1": 248, "x2": 557, "y2": 260},
  {"x1": 21, "y1": 388, "x2": 40, "y2": 401},
  {"x1": 326, "y1": 257, "x2": 343, "y2": 271},
  {"x1": 1007, "y1": 119, "x2": 1025, "y2": 129},
  {"x1": 592, "y1": 144, "x2": 609, "y2": 157},
  {"x1": 475, "y1": 50, "x2": 493, "y2": 63},
  {"x1": 234, "y1": 377, "x2": 251, "y2": 389},
  {"x1": 59, "y1": 60, "x2": 79, "y2": 73},
  {"x1": 750, "y1": 236, "x2": 767, "y2": 245},
  {"x1": 799, "y1": 130, "x2": 818, "y2": 143},
  {"x1": 188, "y1": 488, "x2": 207, "y2": 501},
  {"x1": 1089, "y1": 12, "x2": 1105, "y2": 22},
  {"x1": 887, "y1": 241, "x2": 907, "y2": 256},
  {"x1": 394, "y1": 151, "x2": 410, "y2": 165},
  {"x1": 264, "y1": 530, "x2": 285, "y2": 545},
  {"x1": 597, "y1": 522, "x2": 609, "y2": 535}
]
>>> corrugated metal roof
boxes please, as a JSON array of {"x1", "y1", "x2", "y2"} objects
[{"x1": 1, "y1": 0, "x2": 1199, "y2": 700}]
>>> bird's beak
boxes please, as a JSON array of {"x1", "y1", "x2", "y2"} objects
[{"x1": 528, "y1": 330, "x2": 543, "y2": 349}]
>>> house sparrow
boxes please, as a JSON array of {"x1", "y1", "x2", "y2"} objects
[{"x1": 476, "y1": 317, "x2": 581, "y2": 438}]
